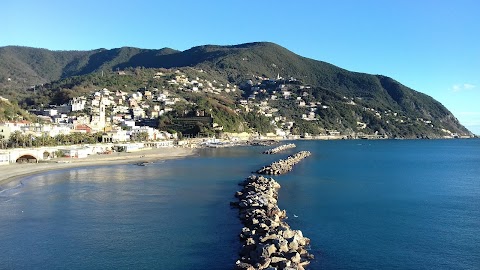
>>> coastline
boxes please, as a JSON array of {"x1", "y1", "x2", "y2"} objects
[{"x1": 0, "y1": 147, "x2": 197, "y2": 187}]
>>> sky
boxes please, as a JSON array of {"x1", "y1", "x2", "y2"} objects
[{"x1": 2, "y1": 0, "x2": 480, "y2": 134}]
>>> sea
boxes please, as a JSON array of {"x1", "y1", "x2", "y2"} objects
[{"x1": 0, "y1": 139, "x2": 479, "y2": 270}]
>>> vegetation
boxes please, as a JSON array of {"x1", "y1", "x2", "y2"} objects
[
  {"x1": 244, "y1": 112, "x2": 274, "y2": 134},
  {"x1": 0, "y1": 98, "x2": 33, "y2": 121},
  {"x1": 1, "y1": 131, "x2": 103, "y2": 149},
  {"x1": 0, "y1": 42, "x2": 472, "y2": 138}
]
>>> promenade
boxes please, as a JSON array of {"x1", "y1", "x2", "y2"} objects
[{"x1": 0, "y1": 147, "x2": 196, "y2": 185}]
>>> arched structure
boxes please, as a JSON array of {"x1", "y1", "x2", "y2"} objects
[{"x1": 16, "y1": 154, "x2": 38, "y2": 163}]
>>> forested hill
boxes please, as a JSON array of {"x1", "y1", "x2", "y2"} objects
[
  {"x1": 0, "y1": 42, "x2": 472, "y2": 137},
  {"x1": 0, "y1": 45, "x2": 179, "y2": 89}
]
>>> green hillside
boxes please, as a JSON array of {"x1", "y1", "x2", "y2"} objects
[
  {"x1": 0, "y1": 97, "x2": 33, "y2": 122},
  {"x1": 0, "y1": 42, "x2": 472, "y2": 138}
]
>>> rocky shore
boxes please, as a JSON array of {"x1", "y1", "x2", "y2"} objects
[
  {"x1": 256, "y1": 151, "x2": 312, "y2": 175},
  {"x1": 262, "y1": 144, "x2": 296, "y2": 155},
  {"x1": 231, "y1": 175, "x2": 314, "y2": 270}
]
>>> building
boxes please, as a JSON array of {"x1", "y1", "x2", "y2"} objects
[
  {"x1": 102, "y1": 129, "x2": 129, "y2": 143},
  {"x1": 58, "y1": 147, "x2": 90, "y2": 158},
  {"x1": 0, "y1": 152, "x2": 9, "y2": 165},
  {"x1": 90, "y1": 97, "x2": 107, "y2": 131},
  {"x1": 114, "y1": 143, "x2": 145, "y2": 152},
  {"x1": 70, "y1": 97, "x2": 87, "y2": 112},
  {"x1": 0, "y1": 121, "x2": 26, "y2": 141},
  {"x1": 75, "y1": 124, "x2": 92, "y2": 133}
]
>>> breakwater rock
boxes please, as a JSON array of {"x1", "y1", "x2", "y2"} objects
[
  {"x1": 263, "y1": 143, "x2": 296, "y2": 154},
  {"x1": 249, "y1": 140, "x2": 279, "y2": 146},
  {"x1": 231, "y1": 175, "x2": 313, "y2": 270},
  {"x1": 256, "y1": 151, "x2": 312, "y2": 175}
]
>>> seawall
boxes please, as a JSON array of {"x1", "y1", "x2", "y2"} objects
[
  {"x1": 256, "y1": 151, "x2": 311, "y2": 175},
  {"x1": 232, "y1": 175, "x2": 314, "y2": 269},
  {"x1": 262, "y1": 143, "x2": 296, "y2": 154}
]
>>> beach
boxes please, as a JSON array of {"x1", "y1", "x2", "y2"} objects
[{"x1": 0, "y1": 147, "x2": 197, "y2": 186}]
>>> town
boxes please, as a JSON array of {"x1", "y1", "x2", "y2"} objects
[{"x1": 0, "y1": 67, "x2": 470, "y2": 165}]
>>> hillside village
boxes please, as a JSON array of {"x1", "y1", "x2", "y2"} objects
[{"x1": 0, "y1": 64, "x2": 474, "y2": 164}]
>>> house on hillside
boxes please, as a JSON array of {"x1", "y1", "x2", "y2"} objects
[
  {"x1": 75, "y1": 124, "x2": 92, "y2": 133},
  {"x1": 0, "y1": 121, "x2": 27, "y2": 140},
  {"x1": 70, "y1": 97, "x2": 87, "y2": 112}
]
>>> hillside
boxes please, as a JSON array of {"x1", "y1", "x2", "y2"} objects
[
  {"x1": 0, "y1": 42, "x2": 472, "y2": 138},
  {"x1": 0, "y1": 97, "x2": 33, "y2": 122},
  {"x1": 0, "y1": 46, "x2": 178, "y2": 99}
]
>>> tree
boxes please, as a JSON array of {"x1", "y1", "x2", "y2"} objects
[
  {"x1": 0, "y1": 138, "x2": 6, "y2": 149},
  {"x1": 244, "y1": 112, "x2": 275, "y2": 134},
  {"x1": 133, "y1": 131, "x2": 149, "y2": 142},
  {"x1": 8, "y1": 131, "x2": 25, "y2": 148}
]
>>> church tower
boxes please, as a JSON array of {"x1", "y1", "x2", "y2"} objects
[{"x1": 99, "y1": 97, "x2": 106, "y2": 128}]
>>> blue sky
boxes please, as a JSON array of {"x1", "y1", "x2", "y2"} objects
[{"x1": 3, "y1": 0, "x2": 479, "y2": 134}]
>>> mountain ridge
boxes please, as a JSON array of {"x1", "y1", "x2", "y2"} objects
[{"x1": 0, "y1": 42, "x2": 472, "y2": 137}]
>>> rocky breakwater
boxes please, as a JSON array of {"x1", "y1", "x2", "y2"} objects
[
  {"x1": 256, "y1": 151, "x2": 312, "y2": 175},
  {"x1": 232, "y1": 175, "x2": 314, "y2": 270},
  {"x1": 262, "y1": 143, "x2": 296, "y2": 154}
]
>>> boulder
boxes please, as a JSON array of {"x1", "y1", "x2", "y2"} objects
[
  {"x1": 288, "y1": 239, "x2": 299, "y2": 251},
  {"x1": 275, "y1": 239, "x2": 289, "y2": 253},
  {"x1": 293, "y1": 234, "x2": 306, "y2": 246},
  {"x1": 277, "y1": 260, "x2": 291, "y2": 269},
  {"x1": 261, "y1": 234, "x2": 278, "y2": 243},
  {"x1": 256, "y1": 257, "x2": 272, "y2": 270},
  {"x1": 283, "y1": 229, "x2": 295, "y2": 239},
  {"x1": 239, "y1": 201, "x2": 248, "y2": 208},
  {"x1": 246, "y1": 237, "x2": 256, "y2": 246},
  {"x1": 253, "y1": 243, "x2": 277, "y2": 263},
  {"x1": 270, "y1": 256, "x2": 287, "y2": 264},
  {"x1": 264, "y1": 244, "x2": 277, "y2": 257},
  {"x1": 299, "y1": 260, "x2": 311, "y2": 267},
  {"x1": 235, "y1": 261, "x2": 255, "y2": 270},
  {"x1": 289, "y1": 252, "x2": 301, "y2": 264}
]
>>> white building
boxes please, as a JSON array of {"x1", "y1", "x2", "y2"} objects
[
  {"x1": 58, "y1": 147, "x2": 90, "y2": 158},
  {"x1": 0, "y1": 152, "x2": 9, "y2": 165},
  {"x1": 131, "y1": 126, "x2": 161, "y2": 140},
  {"x1": 43, "y1": 109, "x2": 58, "y2": 117},
  {"x1": 102, "y1": 129, "x2": 130, "y2": 143},
  {"x1": 70, "y1": 97, "x2": 87, "y2": 112},
  {"x1": 0, "y1": 122, "x2": 26, "y2": 140},
  {"x1": 132, "y1": 107, "x2": 146, "y2": 119}
]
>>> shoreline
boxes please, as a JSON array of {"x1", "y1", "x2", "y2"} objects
[{"x1": 0, "y1": 147, "x2": 197, "y2": 187}]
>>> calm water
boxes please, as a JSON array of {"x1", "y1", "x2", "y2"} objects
[{"x1": 0, "y1": 140, "x2": 479, "y2": 269}]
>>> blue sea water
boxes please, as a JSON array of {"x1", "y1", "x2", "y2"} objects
[{"x1": 0, "y1": 140, "x2": 479, "y2": 269}]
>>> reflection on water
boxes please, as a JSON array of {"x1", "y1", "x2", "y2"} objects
[
  {"x1": 0, "y1": 141, "x2": 479, "y2": 270},
  {"x1": 0, "y1": 154, "x2": 249, "y2": 270}
]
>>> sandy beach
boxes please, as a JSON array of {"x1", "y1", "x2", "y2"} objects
[{"x1": 0, "y1": 147, "x2": 197, "y2": 186}]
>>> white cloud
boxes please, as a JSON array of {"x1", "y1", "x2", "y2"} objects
[{"x1": 452, "y1": 83, "x2": 476, "y2": 92}]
